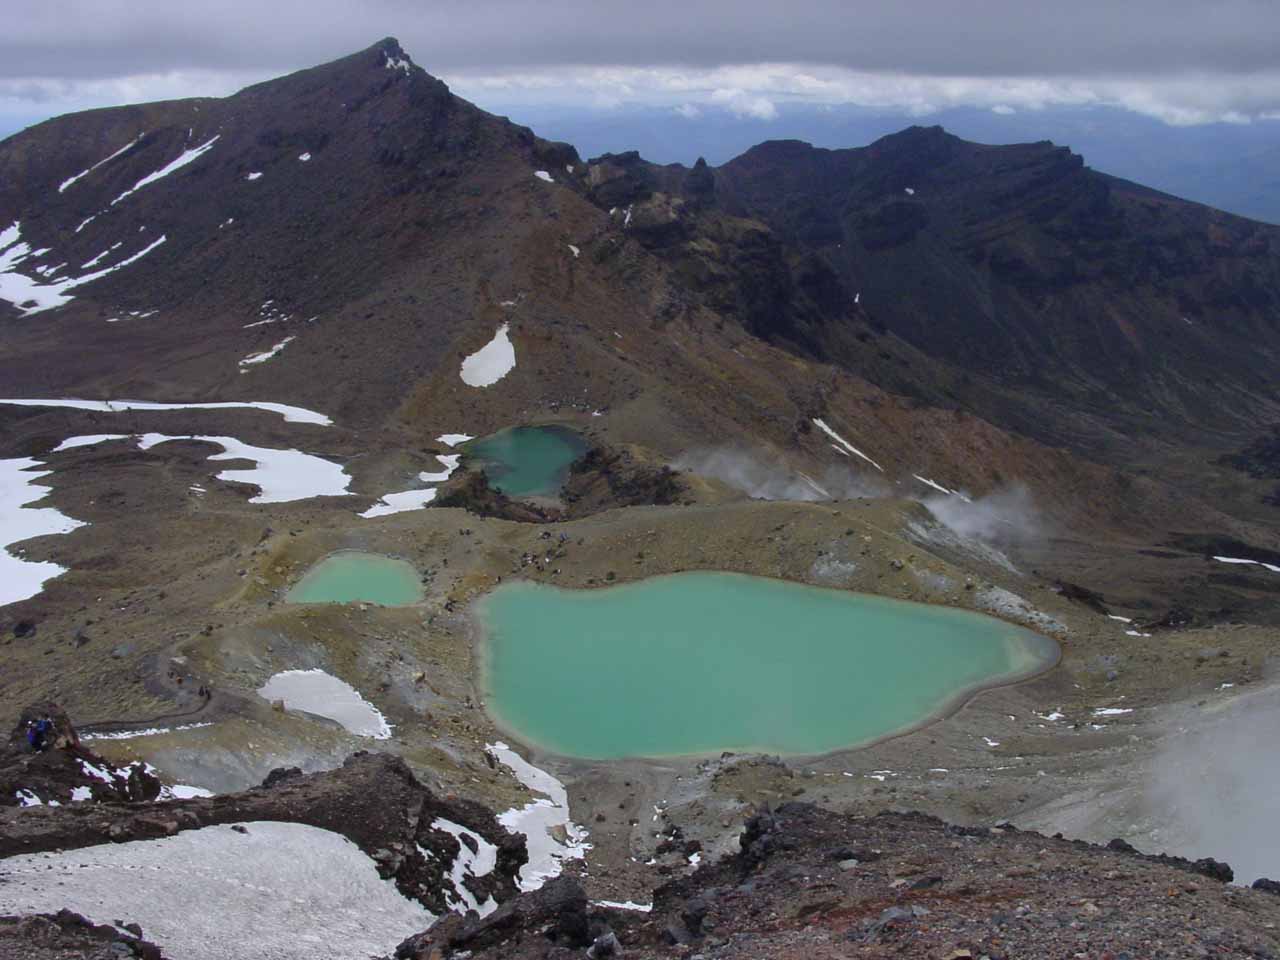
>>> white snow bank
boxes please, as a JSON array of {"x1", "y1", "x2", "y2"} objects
[
  {"x1": 110, "y1": 135, "x2": 219, "y2": 206},
  {"x1": 437, "y1": 433, "x2": 473, "y2": 447},
  {"x1": 82, "y1": 722, "x2": 214, "y2": 742},
  {"x1": 298, "y1": 152, "x2": 311, "y2": 162},
  {"x1": 0, "y1": 221, "x2": 167, "y2": 314},
  {"x1": 258, "y1": 669, "x2": 392, "y2": 738},
  {"x1": 239, "y1": 335, "x2": 295, "y2": 370},
  {"x1": 0, "y1": 822, "x2": 433, "y2": 960},
  {"x1": 592, "y1": 900, "x2": 653, "y2": 912},
  {"x1": 812, "y1": 418, "x2": 883, "y2": 471},
  {"x1": 1213, "y1": 555, "x2": 1280, "y2": 574},
  {"x1": 1093, "y1": 707, "x2": 1133, "y2": 717},
  {"x1": 0, "y1": 397, "x2": 332, "y2": 425},
  {"x1": 567, "y1": 244, "x2": 580, "y2": 258},
  {"x1": 160, "y1": 784, "x2": 215, "y2": 800},
  {"x1": 430, "y1": 817, "x2": 498, "y2": 917},
  {"x1": 385, "y1": 53, "x2": 412, "y2": 73},
  {"x1": 135, "y1": 434, "x2": 351, "y2": 503},
  {"x1": 246, "y1": 171, "x2": 263, "y2": 181},
  {"x1": 486, "y1": 741, "x2": 589, "y2": 892},
  {"x1": 534, "y1": 170, "x2": 554, "y2": 182},
  {"x1": 913, "y1": 474, "x2": 952, "y2": 495},
  {"x1": 81, "y1": 241, "x2": 123, "y2": 269},
  {"x1": 460, "y1": 323, "x2": 516, "y2": 387},
  {"x1": 1, "y1": 457, "x2": 86, "y2": 607},
  {"x1": 360, "y1": 454, "x2": 460, "y2": 519},
  {"x1": 359, "y1": 488, "x2": 438, "y2": 518},
  {"x1": 58, "y1": 133, "x2": 145, "y2": 193},
  {"x1": 51, "y1": 434, "x2": 129, "y2": 452}
]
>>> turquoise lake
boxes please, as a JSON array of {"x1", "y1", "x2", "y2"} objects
[
  {"x1": 464, "y1": 425, "x2": 587, "y2": 498},
  {"x1": 478, "y1": 572, "x2": 1058, "y2": 759},
  {"x1": 285, "y1": 552, "x2": 423, "y2": 606}
]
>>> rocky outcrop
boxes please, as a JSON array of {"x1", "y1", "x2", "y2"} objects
[
  {"x1": 1, "y1": 702, "x2": 162, "y2": 807},
  {"x1": 562, "y1": 445, "x2": 683, "y2": 517},
  {"x1": 0, "y1": 909, "x2": 168, "y2": 960},
  {"x1": 418, "y1": 804, "x2": 1280, "y2": 959}
]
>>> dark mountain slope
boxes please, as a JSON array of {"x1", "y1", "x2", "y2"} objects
[
  {"x1": 583, "y1": 128, "x2": 1280, "y2": 456},
  {"x1": 0, "y1": 39, "x2": 582, "y2": 425}
]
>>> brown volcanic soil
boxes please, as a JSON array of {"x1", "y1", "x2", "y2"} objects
[{"x1": 2, "y1": 38, "x2": 1280, "y2": 937}]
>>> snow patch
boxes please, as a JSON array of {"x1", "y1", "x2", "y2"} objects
[
  {"x1": 58, "y1": 133, "x2": 145, "y2": 193},
  {"x1": 110, "y1": 136, "x2": 219, "y2": 206},
  {"x1": 360, "y1": 453, "x2": 460, "y2": 518},
  {"x1": 534, "y1": 170, "x2": 554, "y2": 183},
  {"x1": 460, "y1": 323, "x2": 516, "y2": 387},
  {"x1": 485, "y1": 741, "x2": 590, "y2": 891},
  {"x1": 118, "y1": 433, "x2": 349, "y2": 502},
  {"x1": 239, "y1": 336, "x2": 295, "y2": 370},
  {"x1": 246, "y1": 171, "x2": 263, "y2": 181},
  {"x1": 1213, "y1": 555, "x2": 1280, "y2": 574},
  {"x1": 297, "y1": 152, "x2": 311, "y2": 162},
  {"x1": 51, "y1": 434, "x2": 129, "y2": 452},
  {"x1": 812, "y1": 418, "x2": 883, "y2": 471},
  {"x1": 1093, "y1": 707, "x2": 1133, "y2": 717},
  {"x1": 82, "y1": 722, "x2": 214, "y2": 742},
  {"x1": 437, "y1": 433, "x2": 473, "y2": 447},
  {"x1": 258, "y1": 669, "x2": 392, "y2": 738},
  {"x1": 1, "y1": 456, "x2": 86, "y2": 607},
  {"x1": 567, "y1": 244, "x2": 580, "y2": 258},
  {"x1": 592, "y1": 900, "x2": 653, "y2": 912},
  {"x1": 913, "y1": 474, "x2": 952, "y2": 495},
  {"x1": 0, "y1": 398, "x2": 331, "y2": 425}
]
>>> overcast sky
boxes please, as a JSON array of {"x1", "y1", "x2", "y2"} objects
[{"x1": 5, "y1": 0, "x2": 1280, "y2": 134}]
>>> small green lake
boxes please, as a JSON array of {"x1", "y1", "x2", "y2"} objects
[
  {"x1": 464, "y1": 425, "x2": 587, "y2": 498},
  {"x1": 478, "y1": 572, "x2": 1057, "y2": 760},
  {"x1": 285, "y1": 552, "x2": 423, "y2": 606}
]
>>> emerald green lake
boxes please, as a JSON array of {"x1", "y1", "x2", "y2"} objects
[
  {"x1": 464, "y1": 425, "x2": 587, "y2": 497},
  {"x1": 285, "y1": 552, "x2": 423, "y2": 606},
  {"x1": 479, "y1": 572, "x2": 1058, "y2": 760}
]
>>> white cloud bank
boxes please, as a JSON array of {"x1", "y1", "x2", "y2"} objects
[{"x1": 445, "y1": 63, "x2": 1280, "y2": 127}]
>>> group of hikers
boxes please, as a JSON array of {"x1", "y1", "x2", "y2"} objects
[{"x1": 25, "y1": 716, "x2": 55, "y2": 752}]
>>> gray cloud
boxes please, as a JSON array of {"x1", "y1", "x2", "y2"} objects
[{"x1": 3, "y1": 1, "x2": 1280, "y2": 128}]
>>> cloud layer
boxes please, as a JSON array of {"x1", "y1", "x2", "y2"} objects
[{"x1": 4, "y1": 1, "x2": 1280, "y2": 128}]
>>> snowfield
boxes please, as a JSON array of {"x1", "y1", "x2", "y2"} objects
[
  {"x1": 134, "y1": 434, "x2": 352, "y2": 503},
  {"x1": 361, "y1": 453, "x2": 460, "y2": 518},
  {"x1": 486, "y1": 741, "x2": 590, "y2": 891},
  {"x1": 0, "y1": 221, "x2": 167, "y2": 314},
  {"x1": 0, "y1": 397, "x2": 332, "y2": 425},
  {"x1": 0, "y1": 822, "x2": 434, "y2": 960},
  {"x1": 1, "y1": 456, "x2": 85, "y2": 607},
  {"x1": 460, "y1": 323, "x2": 516, "y2": 387},
  {"x1": 258, "y1": 669, "x2": 393, "y2": 738}
]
